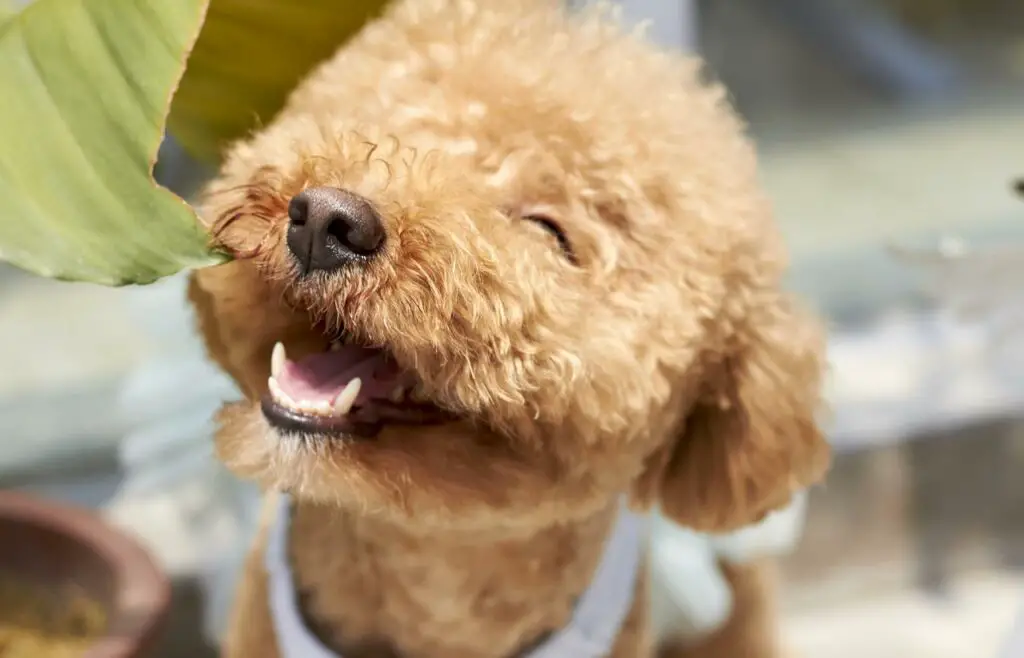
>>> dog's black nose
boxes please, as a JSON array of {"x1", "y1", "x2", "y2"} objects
[{"x1": 286, "y1": 187, "x2": 385, "y2": 273}]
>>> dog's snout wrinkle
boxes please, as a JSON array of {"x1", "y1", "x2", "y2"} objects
[{"x1": 287, "y1": 186, "x2": 385, "y2": 274}]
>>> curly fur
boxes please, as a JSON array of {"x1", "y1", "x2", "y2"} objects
[{"x1": 188, "y1": 0, "x2": 830, "y2": 656}]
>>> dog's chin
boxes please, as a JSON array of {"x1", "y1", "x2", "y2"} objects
[
  {"x1": 215, "y1": 401, "x2": 470, "y2": 525},
  {"x1": 214, "y1": 396, "x2": 612, "y2": 535}
]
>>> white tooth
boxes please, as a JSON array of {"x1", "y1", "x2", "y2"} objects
[
  {"x1": 268, "y1": 377, "x2": 284, "y2": 403},
  {"x1": 314, "y1": 401, "x2": 332, "y2": 415},
  {"x1": 271, "y1": 342, "x2": 286, "y2": 378},
  {"x1": 270, "y1": 383, "x2": 298, "y2": 410},
  {"x1": 391, "y1": 386, "x2": 406, "y2": 402},
  {"x1": 333, "y1": 378, "x2": 362, "y2": 415},
  {"x1": 268, "y1": 377, "x2": 300, "y2": 411}
]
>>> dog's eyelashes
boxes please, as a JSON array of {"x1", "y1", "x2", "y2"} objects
[{"x1": 522, "y1": 213, "x2": 577, "y2": 265}]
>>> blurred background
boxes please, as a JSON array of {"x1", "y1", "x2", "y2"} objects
[{"x1": 1, "y1": 1, "x2": 1023, "y2": 657}]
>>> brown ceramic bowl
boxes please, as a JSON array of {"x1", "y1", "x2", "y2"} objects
[{"x1": 0, "y1": 491, "x2": 171, "y2": 657}]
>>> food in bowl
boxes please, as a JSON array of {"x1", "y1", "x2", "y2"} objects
[{"x1": 0, "y1": 575, "x2": 106, "y2": 658}]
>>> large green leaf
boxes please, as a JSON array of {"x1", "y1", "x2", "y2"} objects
[
  {"x1": 0, "y1": 0, "x2": 225, "y2": 285},
  {"x1": 169, "y1": 0, "x2": 390, "y2": 163},
  {"x1": 0, "y1": 0, "x2": 388, "y2": 285}
]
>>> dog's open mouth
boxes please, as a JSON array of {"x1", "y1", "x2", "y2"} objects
[{"x1": 262, "y1": 340, "x2": 452, "y2": 438}]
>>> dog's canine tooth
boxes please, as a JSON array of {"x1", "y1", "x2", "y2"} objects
[
  {"x1": 334, "y1": 378, "x2": 362, "y2": 415},
  {"x1": 390, "y1": 386, "x2": 406, "y2": 402},
  {"x1": 271, "y1": 342, "x2": 286, "y2": 378}
]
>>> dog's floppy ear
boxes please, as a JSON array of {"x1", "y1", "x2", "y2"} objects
[{"x1": 648, "y1": 293, "x2": 830, "y2": 533}]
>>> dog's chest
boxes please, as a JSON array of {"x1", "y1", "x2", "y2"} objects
[{"x1": 287, "y1": 505, "x2": 615, "y2": 658}]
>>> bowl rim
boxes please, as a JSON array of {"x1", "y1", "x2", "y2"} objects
[{"x1": 0, "y1": 491, "x2": 171, "y2": 658}]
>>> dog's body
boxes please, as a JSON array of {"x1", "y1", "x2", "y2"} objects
[{"x1": 189, "y1": 1, "x2": 829, "y2": 656}]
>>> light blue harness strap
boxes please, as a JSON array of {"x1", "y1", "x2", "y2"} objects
[
  {"x1": 266, "y1": 495, "x2": 338, "y2": 658},
  {"x1": 525, "y1": 501, "x2": 645, "y2": 657},
  {"x1": 265, "y1": 494, "x2": 645, "y2": 658}
]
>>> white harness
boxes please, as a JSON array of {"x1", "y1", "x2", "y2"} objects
[
  {"x1": 265, "y1": 495, "x2": 646, "y2": 658},
  {"x1": 264, "y1": 492, "x2": 808, "y2": 656}
]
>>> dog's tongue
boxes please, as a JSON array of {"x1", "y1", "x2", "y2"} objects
[{"x1": 276, "y1": 345, "x2": 400, "y2": 405}]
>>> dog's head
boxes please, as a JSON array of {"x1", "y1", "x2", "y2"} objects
[{"x1": 189, "y1": 0, "x2": 829, "y2": 535}]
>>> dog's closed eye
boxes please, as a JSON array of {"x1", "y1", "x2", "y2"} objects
[{"x1": 521, "y1": 212, "x2": 577, "y2": 265}]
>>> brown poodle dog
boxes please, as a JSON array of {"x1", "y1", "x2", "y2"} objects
[{"x1": 188, "y1": 0, "x2": 830, "y2": 656}]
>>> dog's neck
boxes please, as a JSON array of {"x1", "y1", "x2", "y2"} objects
[{"x1": 287, "y1": 497, "x2": 621, "y2": 658}]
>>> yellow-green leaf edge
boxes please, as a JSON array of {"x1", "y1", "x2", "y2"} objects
[{"x1": 168, "y1": 0, "x2": 391, "y2": 164}]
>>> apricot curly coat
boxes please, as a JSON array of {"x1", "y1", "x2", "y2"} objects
[{"x1": 187, "y1": 0, "x2": 830, "y2": 656}]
